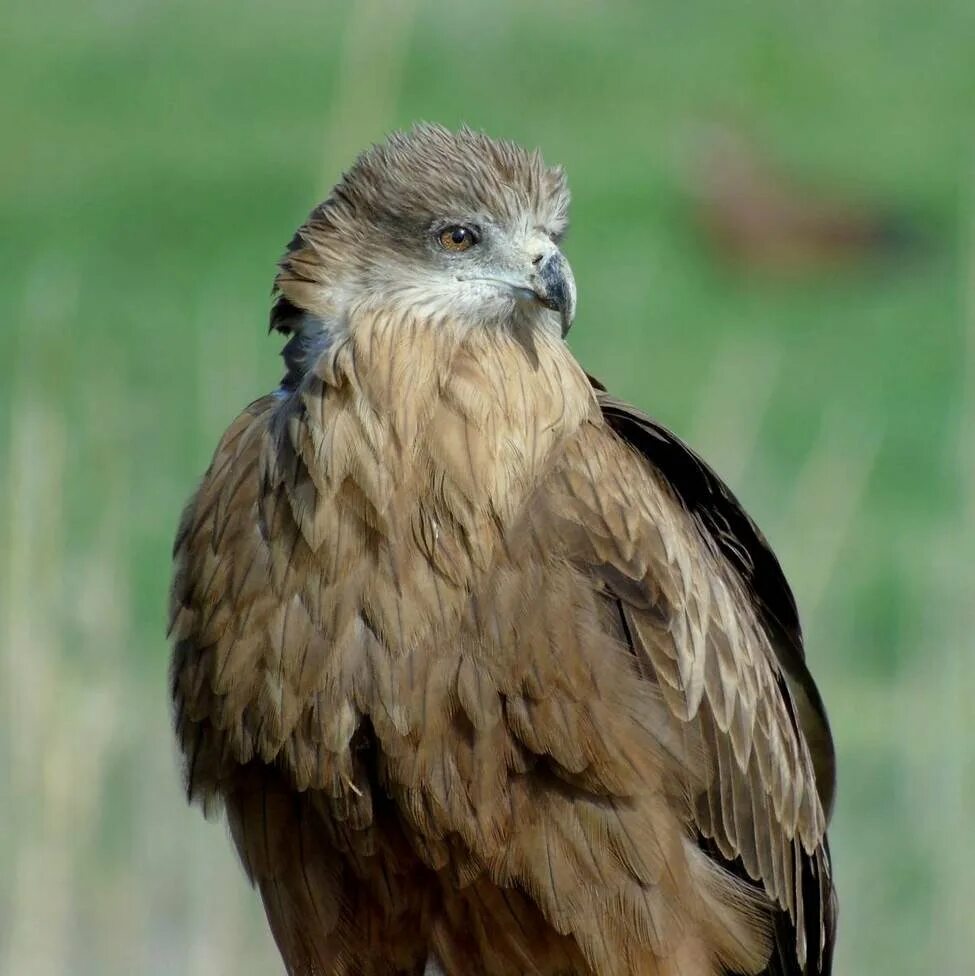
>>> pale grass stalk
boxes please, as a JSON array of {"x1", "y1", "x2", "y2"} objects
[
  {"x1": 320, "y1": 0, "x2": 418, "y2": 190},
  {"x1": 1, "y1": 339, "x2": 140, "y2": 975},
  {"x1": 2, "y1": 399, "x2": 70, "y2": 976},
  {"x1": 0, "y1": 400, "x2": 128, "y2": 975},
  {"x1": 2, "y1": 392, "x2": 132, "y2": 975},
  {"x1": 776, "y1": 407, "x2": 883, "y2": 618},
  {"x1": 906, "y1": 525, "x2": 973, "y2": 975},
  {"x1": 689, "y1": 334, "x2": 782, "y2": 488},
  {"x1": 859, "y1": 183, "x2": 975, "y2": 976},
  {"x1": 921, "y1": 164, "x2": 975, "y2": 974}
]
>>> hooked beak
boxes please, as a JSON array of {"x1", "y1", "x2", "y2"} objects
[
  {"x1": 531, "y1": 251, "x2": 576, "y2": 337},
  {"x1": 457, "y1": 247, "x2": 577, "y2": 337}
]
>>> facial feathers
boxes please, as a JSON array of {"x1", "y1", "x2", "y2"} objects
[{"x1": 272, "y1": 124, "x2": 570, "y2": 337}]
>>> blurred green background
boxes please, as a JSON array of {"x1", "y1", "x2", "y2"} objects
[{"x1": 2, "y1": 1, "x2": 972, "y2": 973}]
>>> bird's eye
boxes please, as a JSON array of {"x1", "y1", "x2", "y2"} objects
[{"x1": 438, "y1": 225, "x2": 479, "y2": 252}]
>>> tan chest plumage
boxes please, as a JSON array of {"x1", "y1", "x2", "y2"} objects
[{"x1": 272, "y1": 312, "x2": 597, "y2": 638}]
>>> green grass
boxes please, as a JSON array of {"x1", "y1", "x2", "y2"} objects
[{"x1": 2, "y1": 1, "x2": 972, "y2": 973}]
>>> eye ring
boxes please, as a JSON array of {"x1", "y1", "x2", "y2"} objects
[{"x1": 438, "y1": 224, "x2": 479, "y2": 252}]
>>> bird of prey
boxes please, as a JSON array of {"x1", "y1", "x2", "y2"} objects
[{"x1": 169, "y1": 125, "x2": 836, "y2": 976}]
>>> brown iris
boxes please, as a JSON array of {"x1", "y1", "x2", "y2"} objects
[{"x1": 438, "y1": 225, "x2": 478, "y2": 251}]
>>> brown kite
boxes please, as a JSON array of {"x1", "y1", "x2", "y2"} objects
[{"x1": 169, "y1": 125, "x2": 836, "y2": 976}]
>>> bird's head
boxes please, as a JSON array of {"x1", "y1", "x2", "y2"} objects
[{"x1": 271, "y1": 125, "x2": 575, "y2": 345}]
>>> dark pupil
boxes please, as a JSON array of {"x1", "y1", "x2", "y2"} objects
[{"x1": 451, "y1": 228, "x2": 467, "y2": 244}]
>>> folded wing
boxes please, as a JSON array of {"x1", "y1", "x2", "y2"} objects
[{"x1": 545, "y1": 384, "x2": 837, "y2": 975}]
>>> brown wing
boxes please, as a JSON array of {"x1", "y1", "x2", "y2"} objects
[
  {"x1": 593, "y1": 382, "x2": 836, "y2": 821},
  {"x1": 168, "y1": 393, "x2": 435, "y2": 976},
  {"x1": 549, "y1": 390, "x2": 837, "y2": 976}
]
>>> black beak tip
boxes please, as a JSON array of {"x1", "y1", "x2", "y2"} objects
[
  {"x1": 536, "y1": 294, "x2": 571, "y2": 337},
  {"x1": 537, "y1": 255, "x2": 572, "y2": 336}
]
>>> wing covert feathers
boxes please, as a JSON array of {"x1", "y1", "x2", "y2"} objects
[{"x1": 169, "y1": 319, "x2": 835, "y2": 975}]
